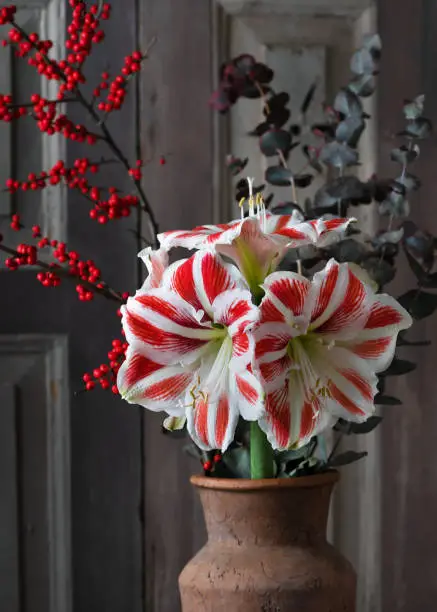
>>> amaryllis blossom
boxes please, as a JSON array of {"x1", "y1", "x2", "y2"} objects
[
  {"x1": 117, "y1": 250, "x2": 263, "y2": 451},
  {"x1": 254, "y1": 259, "x2": 412, "y2": 450},
  {"x1": 138, "y1": 246, "x2": 168, "y2": 289},
  {"x1": 158, "y1": 208, "x2": 354, "y2": 291}
]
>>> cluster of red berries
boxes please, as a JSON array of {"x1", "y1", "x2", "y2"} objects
[
  {"x1": 96, "y1": 52, "x2": 142, "y2": 114},
  {"x1": 89, "y1": 189, "x2": 139, "y2": 224},
  {"x1": 0, "y1": 5, "x2": 16, "y2": 25},
  {"x1": 203, "y1": 454, "x2": 222, "y2": 473},
  {"x1": 3, "y1": 218, "x2": 123, "y2": 301},
  {"x1": 82, "y1": 338, "x2": 127, "y2": 393}
]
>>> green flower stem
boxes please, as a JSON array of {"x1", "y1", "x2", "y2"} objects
[{"x1": 250, "y1": 421, "x2": 274, "y2": 479}]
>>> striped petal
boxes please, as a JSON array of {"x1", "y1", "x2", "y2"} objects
[
  {"x1": 122, "y1": 288, "x2": 220, "y2": 366},
  {"x1": 339, "y1": 293, "x2": 412, "y2": 372},
  {"x1": 212, "y1": 288, "x2": 258, "y2": 335},
  {"x1": 258, "y1": 370, "x2": 334, "y2": 450},
  {"x1": 158, "y1": 221, "x2": 240, "y2": 251},
  {"x1": 117, "y1": 348, "x2": 194, "y2": 414},
  {"x1": 314, "y1": 345, "x2": 379, "y2": 422},
  {"x1": 308, "y1": 259, "x2": 371, "y2": 340},
  {"x1": 138, "y1": 247, "x2": 168, "y2": 289},
  {"x1": 261, "y1": 271, "x2": 311, "y2": 326},
  {"x1": 270, "y1": 215, "x2": 354, "y2": 248},
  {"x1": 162, "y1": 250, "x2": 243, "y2": 316},
  {"x1": 186, "y1": 390, "x2": 239, "y2": 452},
  {"x1": 229, "y1": 367, "x2": 264, "y2": 421}
]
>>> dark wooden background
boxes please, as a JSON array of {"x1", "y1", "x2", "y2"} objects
[{"x1": 1, "y1": 0, "x2": 437, "y2": 611}]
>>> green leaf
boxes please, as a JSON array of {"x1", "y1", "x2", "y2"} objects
[
  {"x1": 421, "y1": 272, "x2": 437, "y2": 289},
  {"x1": 382, "y1": 357, "x2": 417, "y2": 377},
  {"x1": 397, "y1": 332, "x2": 431, "y2": 347},
  {"x1": 222, "y1": 447, "x2": 252, "y2": 479},
  {"x1": 379, "y1": 191, "x2": 410, "y2": 218},
  {"x1": 334, "y1": 88, "x2": 363, "y2": 118},
  {"x1": 375, "y1": 394, "x2": 402, "y2": 406},
  {"x1": 390, "y1": 144, "x2": 420, "y2": 165},
  {"x1": 400, "y1": 117, "x2": 432, "y2": 140},
  {"x1": 328, "y1": 451, "x2": 368, "y2": 468},
  {"x1": 319, "y1": 142, "x2": 359, "y2": 169},
  {"x1": 403, "y1": 243, "x2": 429, "y2": 283},
  {"x1": 348, "y1": 74, "x2": 376, "y2": 97},
  {"x1": 403, "y1": 95, "x2": 425, "y2": 120},
  {"x1": 335, "y1": 416, "x2": 383, "y2": 434},
  {"x1": 260, "y1": 128, "x2": 292, "y2": 157},
  {"x1": 398, "y1": 289, "x2": 437, "y2": 320},
  {"x1": 265, "y1": 165, "x2": 293, "y2": 186}
]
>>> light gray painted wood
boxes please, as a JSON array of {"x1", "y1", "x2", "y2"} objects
[
  {"x1": 217, "y1": 0, "x2": 372, "y2": 17},
  {"x1": 0, "y1": 335, "x2": 71, "y2": 612}
]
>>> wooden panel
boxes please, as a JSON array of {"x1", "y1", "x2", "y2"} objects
[
  {"x1": 218, "y1": 0, "x2": 373, "y2": 17},
  {"x1": 0, "y1": 385, "x2": 20, "y2": 612},
  {"x1": 0, "y1": 336, "x2": 70, "y2": 612},
  {"x1": 0, "y1": 46, "x2": 12, "y2": 217},
  {"x1": 139, "y1": 0, "x2": 213, "y2": 610},
  {"x1": 378, "y1": 2, "x2": 437, "y2": 611}
]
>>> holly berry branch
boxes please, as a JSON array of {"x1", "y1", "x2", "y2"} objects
[{"x1": 0, "y1": 1, "x2": 160, "y2": 394}]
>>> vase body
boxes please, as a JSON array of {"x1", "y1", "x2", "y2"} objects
[{"x1": 179, "y1": 471, "x2": 356, "y2": 612}]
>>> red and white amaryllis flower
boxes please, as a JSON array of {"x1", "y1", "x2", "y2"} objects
[
  {"x1": 117, "y1": 250, "x2": 263, "y2": 451},
  {"x1": 138, "y1": 246, "x2": 168, "y2": 289},
  {"x1": 158, "y1": 212, "x2": 354, "y2": 290},
  {"x1": 254, "y1": 259, "x2": 412, "y2": 450}
]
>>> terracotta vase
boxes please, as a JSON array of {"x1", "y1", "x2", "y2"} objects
[{"x1": 179, "y1": 471, "x2": 356, "y2": 612}]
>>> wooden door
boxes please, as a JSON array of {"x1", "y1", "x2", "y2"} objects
[{"x1": 0, "y1": 1, "x2": 143, "y2": 611}]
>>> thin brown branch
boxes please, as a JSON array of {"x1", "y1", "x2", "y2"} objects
[{"x1": 9, "y1": 19, "x2": 160, "y2": 245}]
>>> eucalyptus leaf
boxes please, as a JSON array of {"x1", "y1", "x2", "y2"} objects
[
  {"x1": 348, "y1": 74, "x2": 376, "y2": 97},
  {"x1": 421, "y1": 272, "x2": 437, "y2": 289},
  {"x1": 265, "y1": 165, "x2": 293, "y2": 186},
  {"x1": 403, "y1": 95, "x2": 425, "y2": 120},
  {"x1": 319, "y1": 141, "x2": 359, "y2": 168},
  {"x1": 328, "y1": 451, "x2": 368, "y2": 468},
  {"x1": 326, "y1": 176, "x2": 367, "y2": 200},
  {"x1": 379, "y1": 191, "x2": 410, "y2": 218},
  {"x1": 260, "y1": 128, "x2": 292, "y2": 157},
  {"x1": 329, "y1": 238, "x2": 367, "y2": 263},
  {"x1": 397, "y1": 333, "x2": 431, "y2": 347},
  {"x1": 400, "y1": 117, "x2": 432, "y2": 140},
  {"x1": 362, "y1": 257, "x2": 395, "y2": 287},
  {"x1": 335, "y1": 117, "x2": 365, "y2": 147},
  {"x1": 382, "y1": 357, "x2": 417, "y2": 376},
  {"x1": 398, "y1": 289, "x2": 437, "y2": 320},
  {"x1": 350, "y1": 47, "x2": 376, "y2": 76},
  {"x1": 294, "y1": 174, "x2": 314, "y2": 188},
  {"x1": 390, "y1": 144, "x2": 420, "y2": 165},
  {"x1": 396, "y1": 172, "x2": 421, "y2": 192},
  {"x1": 371, "y1": 228, "x2": 404, "y2": 247},
  {"x1": 375, "y1": 394, "x2": 402, "y2": 406},
  {"x1": 335, "y1": 416, "x2": 383, "y2": 434},
  {"x1": 334, "y1": 88, "x2": 363, "y2": 118},
  {"x1": 222, "y1": 447, "x2": 252, "y2": 479}
]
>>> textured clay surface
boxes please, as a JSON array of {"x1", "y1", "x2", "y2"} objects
[{"x1": 179, "y1": 472, "x2": 356, "y2": 612}]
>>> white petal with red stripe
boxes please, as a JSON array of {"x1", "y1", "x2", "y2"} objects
[
  {"x1": 270, "y1": 215, "x2": 354, "y2": 249},
  {"x1": 117, "y1": 348, "x2": 194, "y2": 414},
  {"x1": 138, "y1": 247, "x2": 168, "y2": 290},
  {"x1": 229, "y1": 368, "x2": 264, "y2": 421},
  {"x1": 314, "y1": 346, "x2": 378, "y2": 422},
  {"x1": 162, "y1": 250, "x2": 243, "y2": 316},
  {"x1": 186, "y1": 390, "x2": 239, "y2": 451},
  {"x1": 339, "y1": 293, "x2": 412, "y2": 372},
  {"x1": 121, "y1": 288, "x2": 220, "y2": 366},
  {"x1": 258, "y1": 370, "x2": 335, "y2": 450},
  {"x1": 309, "y1": 259, "x2": 371, "y2": 340},
  {"x1": 261, "y1": 271, "x2": 311, "y2": 325},
  {"x1": 158, "y1": 221, "x2": 240, "y2": 251}
]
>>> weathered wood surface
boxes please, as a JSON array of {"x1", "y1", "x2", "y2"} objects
[
  {"x1": 139, "y1": 0, "x2": 214, "y2": 610},
  {"x1": 379, "y1": 1, "x2": 437, "y2": 610}
]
